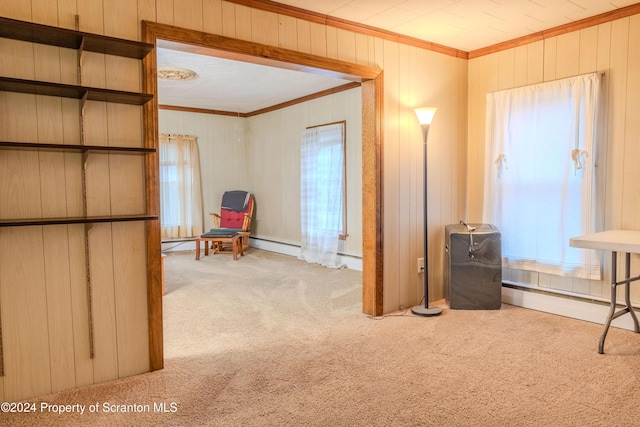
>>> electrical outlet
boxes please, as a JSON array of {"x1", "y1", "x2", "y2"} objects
[{"x1": 417, "y1": 257, "x2": 424, "y2": 273}]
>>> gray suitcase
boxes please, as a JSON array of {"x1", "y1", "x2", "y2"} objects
[{"x1": 444, "y1": 223, "x2": 502, "y2": 310}]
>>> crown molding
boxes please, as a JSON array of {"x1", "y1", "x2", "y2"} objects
[
  {"x1": 469, "y1": 2, "x2": 640, "y2": 58},
  {"x1": 224, "y1": 0, "x2": 640, "y2": 60},
  {"x1": 224, "y1": 0, "x2": 469, "y2": 59},
  {"x1": 159, "y1": 81, "x2": 361, "y2": 117}
]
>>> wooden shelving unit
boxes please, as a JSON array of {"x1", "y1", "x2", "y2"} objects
[
  {"x1": 0, "y1": 141, "x2": 155, "y2": 153},
  {"x1": 0, "y1": 16, "x2": 153, "y2": 59},
  {"x1": 0, "y1": 18, "x2": 157, "y2": 228},
  {"x1": 0, "y1": 215, "x2": 158, "y2": 228},
  {"x1": 0, "y1": 16, "x2": 158, "y2": 386},
  {"x1": 0, "y1": 77, "x2": 153, "y2": 105}
]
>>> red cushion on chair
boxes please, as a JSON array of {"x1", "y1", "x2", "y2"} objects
[{"x1": 219, "y1": 196, "x2": 253, "y2": 229}]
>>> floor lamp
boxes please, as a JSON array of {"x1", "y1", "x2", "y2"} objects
[{"x1": 411, "y1": 107, "x2": 442, "y2": 317}]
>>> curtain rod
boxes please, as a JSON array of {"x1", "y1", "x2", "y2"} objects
[
  {"x1": 488, "y1": 71, "x2": 605, "y2": 94},
  {"x1": 160, "y1": 133, "x2": 197, "y2": 139},
  {"x1": 306, "y1": 120, "x2": 346, "y2": 130}
]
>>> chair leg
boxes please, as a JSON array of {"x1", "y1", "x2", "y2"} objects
[
  {"x1": 237, "y1": 236, "x2": 244, "y2": 257},
  {"x1": 231, "y1": 235, "x2": 239, "y2": 260}
]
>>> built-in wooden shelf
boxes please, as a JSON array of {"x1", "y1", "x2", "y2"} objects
[
  {"x1": 0, "y1": 16, "x2": 153, "y2": 59},
  {"x1": 0, "y1": 141, "x2": 156, "y2": 153},
  {"x1": 0, "y1": 77, "x2": 153, "y2": 105},
  {"x1": 0, "y1": 16, "x2": 160, "y2": 385},
  {"x1": 0, "y1": 215, "x2": 158, "y2": 228}
]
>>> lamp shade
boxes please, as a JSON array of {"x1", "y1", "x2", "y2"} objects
[{"x1": 414, "y1": 107, "x2": 437, "y2": 125}]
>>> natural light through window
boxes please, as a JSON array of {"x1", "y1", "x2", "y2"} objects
[
  {"x1": 483, "y1": 73, "x2": 602, "y2": 280},
  {"x1": 299, "y1": 121, "x2": 346, "y2": 268},
  {"x1": 159, "y1": 133, "x2": 204, "y2": 239}
]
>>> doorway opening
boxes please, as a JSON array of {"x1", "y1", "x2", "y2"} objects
[{"x1": 141, "y1": 21, "x2": 383, "y2": 370}]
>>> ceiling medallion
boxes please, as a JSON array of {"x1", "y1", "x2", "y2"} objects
[{"x1": 157, "y1": 67, "x2": 197, "y2": 80}]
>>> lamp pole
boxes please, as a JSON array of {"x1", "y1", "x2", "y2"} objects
[{"x1": 411, "y1": 108, "x2": 442, "y2": 317}]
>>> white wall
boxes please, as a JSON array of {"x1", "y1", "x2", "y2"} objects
[
  {"x1": 246, "y1": 87, "x2": 363, "y2": 256},
  {"x1": 159, "y1": 87, "x2": 363, "y2": 257},
  {"x1": 159, "y1": 109, "x2": 248, "y2": 231}
]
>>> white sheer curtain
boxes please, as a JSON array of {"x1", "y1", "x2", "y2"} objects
[
  {"x1": 299, "y1": 123, "x2": 345, "y2": 268},
  {"x1": 159, "y1": 134, "x2": 204, "y2": 239},
  {"x1": 483, "y1": 73, "x2": 601, "y2": 279}
]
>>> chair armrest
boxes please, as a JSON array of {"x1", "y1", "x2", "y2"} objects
[
  {"x1": 242, "y1": 213, "x2": 252, "y2": 231},
  {"x1": 209, "y1": 212, "x2": 221, "y2": 228}
]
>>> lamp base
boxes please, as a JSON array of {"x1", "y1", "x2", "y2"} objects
[{"x1": 411, "y1": 305, "x2": 443, "y2": 317}]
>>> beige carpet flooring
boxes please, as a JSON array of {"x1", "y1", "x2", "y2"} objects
[{"x1": 5, "y1": 248, "x2": 640, "y2": 426}]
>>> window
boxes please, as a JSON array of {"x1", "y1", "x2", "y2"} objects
[
  {"x1": 299, "y1": 121, "x2": 346, "y2": 268},
  {"x1": 159, "y1": 134, "x2": 204, "y2": 239},
  {"x1": 483, "y1": 73, "x2": 601, "y2": 279}
]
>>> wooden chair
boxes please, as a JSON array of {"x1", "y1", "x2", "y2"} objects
[{"x1": 207, "y1": 191, "x2": 254, "y2": 254}]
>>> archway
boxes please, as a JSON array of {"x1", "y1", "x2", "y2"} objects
[{"x1": 141, "y1": 21, "x2": 383, "y2": 370}]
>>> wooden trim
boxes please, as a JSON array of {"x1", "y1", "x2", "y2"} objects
[
  {"x1": 155, "y1": 36, "x2": 379, "y2": 81},
  {"x1": 158, "y1": 104, "x2": 245, "y2": 117},
  {"x1": 158, "y1": 82, "x2": 361, "y2": 117},
  {"x1": 224, "y1": 0, "x2": 468, "y2": 59},
  {"x1": 245, "y1": 82, "x2": 361, "y2": 117},
  {"x1": 361, "y1": 76, "x2": 384, "y2": 316},
  {"x1": 375, "y1": 75, "x2": 384, "y2": 316},
  {"x1": 142, "y1": 21, "x2": 164, "y2": 372},
  {"x1": 469, "y1": 2, "x2": 640, "y2": 59},
  {"x1": 143, "y1": 21, "x2": 385, "y2": 326}
]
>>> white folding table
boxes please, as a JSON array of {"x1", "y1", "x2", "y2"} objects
[{"x1": 569, "y1": 230, "x2": 640, "y2": 354}]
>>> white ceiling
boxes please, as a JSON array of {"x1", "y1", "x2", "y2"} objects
[
  {"x1": 157, "y1": 47, "x2": 354, "y2": 113},
  {"x1": 157, "y1": 0, "x2": 637, "y2": 113},
  {"x1": 273, "y1": 0, "x2": 638, "y2": 52}
]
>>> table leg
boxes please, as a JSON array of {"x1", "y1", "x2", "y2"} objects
[
  {"x1": 624, "y1": 253, "x2": 640, "y2": 333},
  {"x1": 599, "y1": 251, "x2": 617, "y2": 354},
  {"x1": 195, "y1": 239, "x2": 201, "y2": 260},
  {"x1": 599, "y1": 252, "x2": 640, "y2": 353}
]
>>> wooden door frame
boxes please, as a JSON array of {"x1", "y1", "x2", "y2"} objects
[{"x1": 142, "y1": 21, "x2": 384, "y2": 371}]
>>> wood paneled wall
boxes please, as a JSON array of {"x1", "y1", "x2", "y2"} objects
[
  {"x1": 136, "y1": 0, "x2": 466, "y2": 313},
  {"x1": 381, "y1": 44, "x2": 467, "y2": 312},
  {"x1": 0, "y1": 0, "x2": 150, "y2": 402},
  {"x1": 0, "y1": 0, "x2": 467, "y2": 400},
  {"x1": 467, "y1": 13, "x2": 640, "y2": 301}
]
